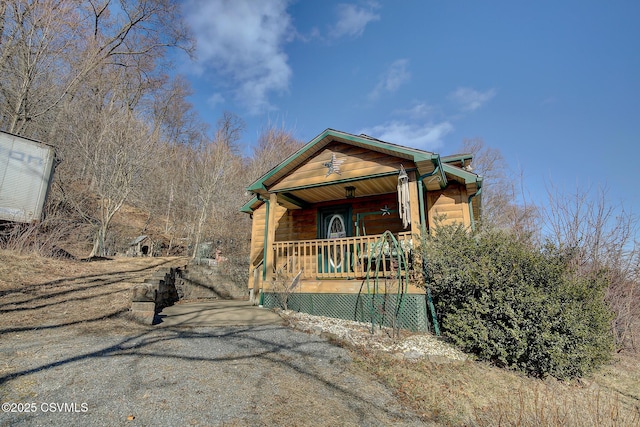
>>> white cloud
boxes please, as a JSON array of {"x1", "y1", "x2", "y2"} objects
[
  {"x1": 449, "y1": 87, "x2": 496, "y2": 111},
  {"x1": 400, "y1": 103, "x2": 435, "y2": 119},
  {"x1": 332, "y1": 3, "x2": 381, "y2": 38},
  {"x1": 207, "y1": 93, "x2": 225, "y2": 108},
  {"x1": 183, "y1": 0, "x2": 294, "y2": 114},
  {"x1": 369, "y1": 59, "x2": 411, "y2": 100},
  {"x1": 359, "y1": 121, "x2": 453, "y2": 151}
]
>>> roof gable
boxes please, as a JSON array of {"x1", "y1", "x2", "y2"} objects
[
  {"x1": 247, "y1": 128, "x2": 437, "y2": 193},
  {"x1": 269, "y1": 140, "x2": 414, "y2": 192}
]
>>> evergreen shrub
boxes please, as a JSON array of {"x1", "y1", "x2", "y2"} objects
[{"x1": 422, "y1": 224, "x2": 614, "y2": 379}]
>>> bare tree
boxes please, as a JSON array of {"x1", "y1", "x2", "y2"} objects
[
  {"x1": 150, "y1": 76, "x2": 206, "y2": 147},
  {"x1": 190, "y1": 113, "x2": 245, "y2": 258},
  {"x1": 460, "y1": 138, "x2": 538, "y2": 237},
  {"x1": 134, "y1": 76, "x2": 209, "y2": 252},
  {"x1": 0, "y1": 0, "x2": 83, "y2": 135},
  {"x1": 544, "y1": 184, "x2": 640, "y2": 350},
  {"x1": 0, "y1": 0, "x2": 200, "y2": 256},
  {"x1": 0, "y1": 0, "x2": 193, "y2": 137},
  {"x1": 62, "y1": 69, "x2": 158, "y2": 257},
  {"x1": 0, "y1": 2, "x2": 307, "y2": 272},
  {"x1": 248, "y1": 124, "x2": 303, "y2": 182}
]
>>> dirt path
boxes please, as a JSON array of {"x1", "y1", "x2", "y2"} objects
[
  {"x1": 156, "y1": 300, "x2": 284, "y2": 327},
  {"x1": 0, "y1": 255, "x2": 424, "y2": 426}
]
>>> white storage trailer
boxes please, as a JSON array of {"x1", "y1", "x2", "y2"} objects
[{"x1": 0, "y1": 130, "x2": 56, "y2": 223}]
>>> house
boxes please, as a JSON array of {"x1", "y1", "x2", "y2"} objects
[{"x1": 241, "y1": 129, "x2": 482, "y2": 331}]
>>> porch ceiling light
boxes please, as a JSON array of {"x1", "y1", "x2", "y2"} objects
[{"x1": 345, "y1": 186, "x2": 356, "y2": 199}]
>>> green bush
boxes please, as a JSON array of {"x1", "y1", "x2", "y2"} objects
[{"x1": 422, "y1": 225, "x2": 614, "y2": 379}]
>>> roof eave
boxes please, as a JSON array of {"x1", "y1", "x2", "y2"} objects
[
  {"x1": 441, "y1": 153, "x2": 473, "y2": 165},
  {"x1": 240, "y1": 196, "x2": 262, "y2": 214},
  {"x1": 442, "y1": 163, "x2": 482, "y2": 185}
]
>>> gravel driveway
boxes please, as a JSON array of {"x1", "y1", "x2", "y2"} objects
[{"x1": 1, "y1": 322, "x2": 424, "y2": 426}]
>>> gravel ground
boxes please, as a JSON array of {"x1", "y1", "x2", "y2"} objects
[
  {"x1": 0, "y1": 323, "x2": 426, "y2": 426},
  {"x1": 281, "y1": 311, "x2": 467, "y2": 362}
]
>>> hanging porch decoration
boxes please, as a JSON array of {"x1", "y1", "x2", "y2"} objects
[{"x1": 397, "y1": 165, "x2": 411, "y2": 228}]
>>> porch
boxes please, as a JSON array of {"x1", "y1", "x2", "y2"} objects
[{"x1": 271, "y1": 231, "x2": 415, "y2": 281}]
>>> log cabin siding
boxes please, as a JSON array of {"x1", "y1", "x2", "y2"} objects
[
  {"x1": 275, "y1": 208, "x2": 317, "y2": 241},
  {"x1": 247, "y1": 204, "x2": 266, "y2": 293},
  {"x1": 427, "y1": 183, "x2": 469, "y2": 228},
  {"x1": 249, "y1": 204, "x2": 266, "y2": 267},
  {"x1": 351, "y1": 193, "x2": 405, "y2": 236},
  {"x1": 249, "y1": 203, "x2": 290, "y2": 266}
]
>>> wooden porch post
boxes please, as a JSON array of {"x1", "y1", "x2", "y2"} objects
[{"x1": 264, "y1": 193, "x2": 278, "y2": 285}]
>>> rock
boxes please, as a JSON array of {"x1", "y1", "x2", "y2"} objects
[
  {"x1": 129, "y1": 301, "x2": 156, "y2": 325},
  {"x1": 130, "y1": 301, "x2": 155, "y2": 311},
  {"x1": 132, "y1": 284, "x2": 155, "y2": 302}
]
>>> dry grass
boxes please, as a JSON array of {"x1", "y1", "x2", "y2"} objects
[
  {"x1": 356, "y1": 348, "x2": 640, "y2": 426},
  {"x1": 0, "y1": 249, "x2": 96, "y2": 289},
  {"x1": 0, "y1": 250, "x2": 187, "y2": 334}
]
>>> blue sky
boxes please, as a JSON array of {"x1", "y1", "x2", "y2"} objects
[{"x1": 179, "y1": 0, "x2": 639, "y2": 225}]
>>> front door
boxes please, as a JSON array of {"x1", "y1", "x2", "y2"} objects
[{"x1": 318, "y1": 206, "x2": 351, "y2": 273}]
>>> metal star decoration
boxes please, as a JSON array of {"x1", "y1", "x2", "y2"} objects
[
  {"x1": 381, "y1": 205, "x2": 391, "y2": 215},
  {"x1": 323, "y1": 153, "x2": 344, "y2": 177}
]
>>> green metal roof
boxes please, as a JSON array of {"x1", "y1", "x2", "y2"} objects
[
  {"x1": 441, "y1": 153, "x2": 474, "y2": 164},
  {"x1": 240, "y1": 196, "x2": 262, "y2": 214},
  {"x1": 443, "y1": 163, "x2": 483, "y2": 186}
]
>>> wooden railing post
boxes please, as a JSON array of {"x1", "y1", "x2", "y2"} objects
[{"x1": 264, "y1": 193, "x2": 278, "y2": 284}]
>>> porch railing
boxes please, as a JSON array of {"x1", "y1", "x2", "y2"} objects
[{"x1": 272, "y1": 231, "x2": 413, "y2": 280}]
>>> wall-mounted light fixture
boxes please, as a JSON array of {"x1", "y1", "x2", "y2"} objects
[{"x1": 345, "y1": 186, "x2": 356, "y2": 199}]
